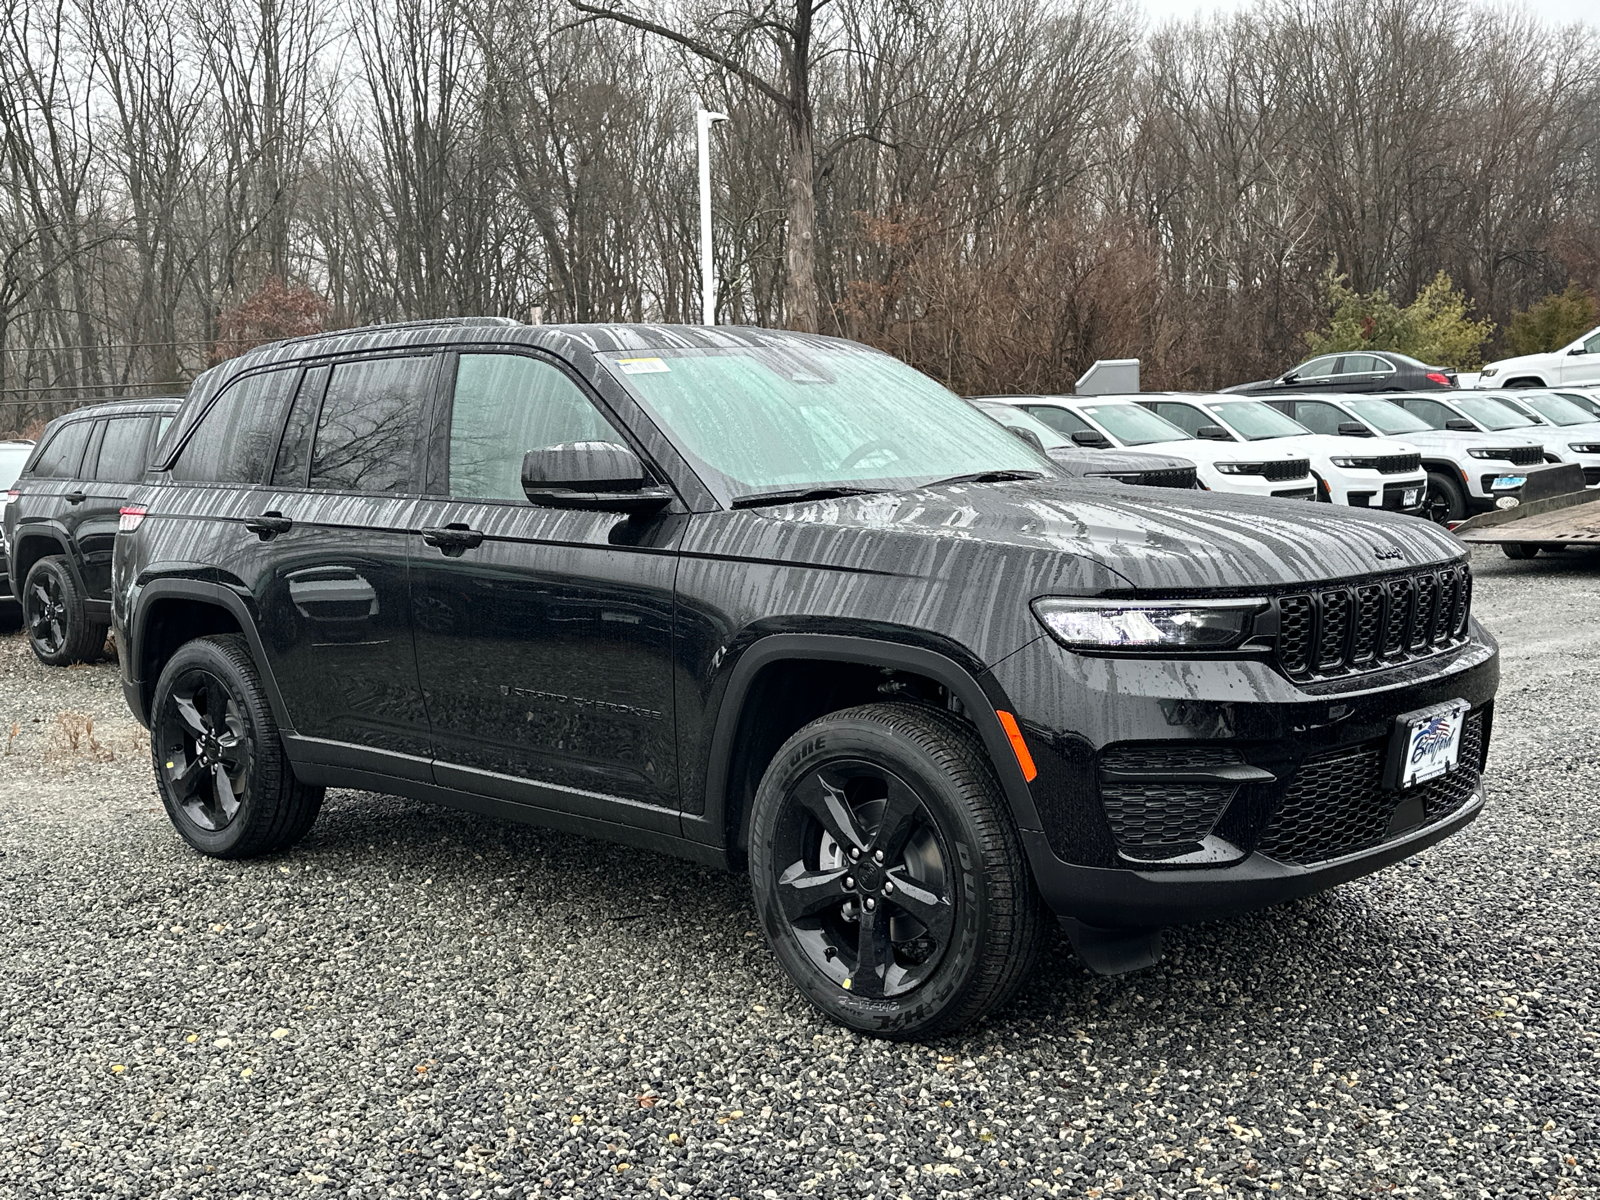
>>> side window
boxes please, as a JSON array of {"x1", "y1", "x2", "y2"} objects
[
  {"x1": 1023, "y1": 405, "x2": 1094, "y2": 438},
  {"x1": 309, "y1": 356, "x2": 432, "y2": 494},
  {"x1": 172, "y1": 369, "x2": 300, "y2": 484},
  {"x1": 448, "y1": 354, "x2": 617, "y2": 502},
  {"x1": 30, "y1": 420, "x2": 91, "y2": 478},
  {"x1": 1399, "y1": 399, "x2": 1454, "y2": 429},
  {"x1": 1583, "y1": 330, "x2": 1600, "y2": 354},
  {"x1": 93, "y1": 417, "x2": 153, "y2": 483},
  {"x1": 1292, "y1": 401, "x2": 1346, "y2": 436},
  {"x1": 1294, "y1": 356, "x2": 1340, "y2": 379},
  {"x1": 1336, "y1": 354, "x2": 1374, "y2": 375},
  {"x1": 1148, "y1": 403, "x2": 1206, "y2": 436}
]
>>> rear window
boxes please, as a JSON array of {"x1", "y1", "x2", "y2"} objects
[
  {"x1": 309, "y1": 356, "x2": 432, "y2": 494},
  {"x1": 92, "y1": 416, "x2": 152, "y2": 482},
  {"x1": 172, "y1": 369, "x2": 300, "y2": 483},
  {"x1": 30, "y1": 420, "x2": 91, "y2": 478}
]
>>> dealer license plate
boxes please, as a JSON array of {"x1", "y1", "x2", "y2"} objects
[
  {"x1": 1385, "y1": 700, "x2": 1469, "y2": 790},
  {"x1": 1491, "y1": 475, "x2": 1526, "y2": 490}
]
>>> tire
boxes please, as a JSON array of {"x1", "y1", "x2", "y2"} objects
[
  {"x1": 1423, "y1": 471, "x2": 1466, "y2": 526},
  {"x1": 748, "y1": 702, "x2": 1048, "y2": 1039},
  {"x1": 1502, "y1": 543, "x2": 1540, "y2": 559},
  {"x1": 150, "y1": 633, "x2": 323, "y2": 858},
  {"x1": 23, "y1": 555, "x2": 103, "y2": 666}
]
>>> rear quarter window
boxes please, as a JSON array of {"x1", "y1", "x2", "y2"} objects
[
  {"x1": 29, "y1": 420, "x2": 92, "y2": 478},
  {"x1": 172, "y1": 369, "x2": 300, "y2": 484}
]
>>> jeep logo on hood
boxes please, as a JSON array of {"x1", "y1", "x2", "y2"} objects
[{"x1": 1374, "y1": 546, "x2": 1404, "y2": 561}]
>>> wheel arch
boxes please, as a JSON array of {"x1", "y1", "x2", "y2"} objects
[
  {"x1": 694, "y1": 633, "x2": 1043, "y2": 866},
  {"x1": 1503, "y1": 375, "x2": 1547, "y2": 389},
  {"x1": 12, "y1": 528, "x2": 83, "y2": 600},
  {"x1": 129, "y1": 579, "x2": 292, "y2": 733}
]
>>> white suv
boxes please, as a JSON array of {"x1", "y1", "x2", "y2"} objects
[
  {"x1": 1135, "y1": 393, "x2": 1427, "y2": 514},
  {"x1": 1475, "y1": 325, "x2": 1600, "y2": 390},
  {"x1": 1385, "y1": 391, "x2": 1600, "y2": 493},
  {"x1": 1472, "y1": 391, "x2": 1600, "y2": 489},
  {"x1": 999, "y1": 396, "x2": 1316, "y2": 500},
  {"x1": 1261, "y1": 394, "x2": 1546, "y2": 524}
]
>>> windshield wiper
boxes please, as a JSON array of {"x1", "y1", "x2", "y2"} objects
[
  {"x1": 921, "y1": 470, "x2": 1047, "y2": 488},
  {"x1": 730, "y1": 486, "x2": 888, "y2": 509}
]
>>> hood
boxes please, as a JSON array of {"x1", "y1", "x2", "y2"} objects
[
  {"x1": 1133, "y1": 438, "x2": 1303, "y2": 467},
  {"x1": 1391, "y1": 428, "x2": 1541, "y2": 453},
  {"x1": 745, "y1": 477, "x2": 1463, "y2": 593},
  {"x1": 1045, "y1": 447, "x2": 1196, "y2": 476},
  {"x1": 1292, "y1": 433, "x2": 1420, "y2": 456},
  {"x1": 1480, "y1": 350, "x2": 1558, "y2": 377}
]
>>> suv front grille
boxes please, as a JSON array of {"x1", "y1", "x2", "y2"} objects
[
  {"x1": 1273, "y1": 563, "x2": 1471, "y2": 682},
  {"x1": 1501, "y1": 446, "x2": 1544, "y2": 467},
  {"x1": 1375, "y1": 453, "x2": 1421, "y2": 474},
  {"x1": 1260, "y1": 458, "x2": 1310, "y2": 482},
  {"x1": 1257, "y1": 712, "x2": 1485, "y2": 864}
]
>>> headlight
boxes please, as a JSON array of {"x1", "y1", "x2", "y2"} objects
[
  {"x1": 1479, "y1": 367, "x2": 1498, "y2": 378},
  {"x1": 1569, "y1": 443, "x2": 1600, "y2": 454},
  {"x1": 1329, "y1": 457, "x2": 1378, "y2": 469},
  {"x1": 1214, "y1": 463, "x2": 1253, "y2": 475},
  {"x1": 1032, "y1": 597, "x2": 1265, "y2": 650},
  {"x1": 1467, "y1": 448, "x2": 1505, "y2": 459}
]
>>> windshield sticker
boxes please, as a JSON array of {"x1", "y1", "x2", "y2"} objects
[{"x1": 615, "y1": 357, "x2": 670, "y2": 374}]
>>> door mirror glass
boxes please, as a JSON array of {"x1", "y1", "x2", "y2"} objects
[
  {"x1": 1445, "y1": 418, "x2": 1477, "y2": 432},
  {"x1": 1337, "y1": 421, "x2": 1374, "y2": 437},
  {"x1": 1196, "y1": 424, "x2": 1233, "y2": 441},
  {"x1": 1007, "y1": 426, "x2": 1046, "y2": 452},
  {"x1": 521, "y1": 441, "x2": 671, "y2": 513},
  {"x1": 1069, "y1": 429, "x2": 1110, "y2": 448}
]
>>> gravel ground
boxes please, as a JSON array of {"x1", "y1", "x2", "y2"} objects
[{"x1": 2, "y1": 546, "x2": 1598, "y2": 1200}]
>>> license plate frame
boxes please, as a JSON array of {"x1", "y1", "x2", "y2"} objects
[{"x1": 1384, "y1": 699, "x2": 1470, "y2": 791}]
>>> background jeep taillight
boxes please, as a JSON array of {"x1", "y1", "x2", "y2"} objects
[{"x1": 118, "y1": 505, "x2": 147, "y2": 532}]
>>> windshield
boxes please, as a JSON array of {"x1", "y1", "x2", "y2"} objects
[
  {"x1": 1454, "y1": 396, "x2": 1536, "y2": 430},
  {"x1": 601, "y1": 342, "x2": 1047, "y2": 500},
  {"x1": 1345, "y1": 399, "x2": 1431, "y2": 434},
  {"x1": 1514, "y1": 394, "x2": 1596, "y2": 427},
  {"x1": 1206, "y1": 400, "x2": 1309, "y2": 440},
  {"x1": 0, "y1": 444, "x2": 31, "y2": 489},
  {"x1": 1077, "y1": 403, "x2": 1192, "y2": 446},
  {"x1": 975, "y1": 404, "x2": 1073, "y2": 449}
]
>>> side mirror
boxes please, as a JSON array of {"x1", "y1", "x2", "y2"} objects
[
  {"x1": 1569, "y1": 346, "x2": 1586, "y2": 356},
  {"x1": 1444, "y1": 418, "x2": 1477, "y2": 432},
  {"x1": 1337, "y1": 422, "x2": 1374, "y2": 437},
  {"x1": 521, "y1": 442, "x2": 673, "y2": 514},
  {"x1": 1008, "y1": 426, "x2": 1046, "y2": 452},
  {"x1": 1280, "y1": 372, "x2": 1299, "y2": 384},
  {"x1": 1070, "y1": 429, "x2": 1111, "y2": 449},
  {"x1": 1196, "y1": 424, "x2": 1233, "y2": 441}
]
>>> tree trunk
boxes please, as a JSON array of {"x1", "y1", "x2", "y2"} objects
[{"x1": 785, "y1": 111, "x2": 820, "y2": 332}]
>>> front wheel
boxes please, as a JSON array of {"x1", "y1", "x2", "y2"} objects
[
  {"x1": 151, "y1": 633, "x2": 323, "y2": 858},
  {"x1": 1503, "y1": 543, "x2": 1541, "y2": 559},
  {"x1": 749, "y1": 702, "x2": 1048, "y2": 1039},
  {"x1": 1423, "y1": 471, "x2": 1466, "y2": 526}
]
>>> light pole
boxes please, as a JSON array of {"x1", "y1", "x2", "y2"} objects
[{"x1": 697, "y1": 105, "x2": 728, "y2": 326}]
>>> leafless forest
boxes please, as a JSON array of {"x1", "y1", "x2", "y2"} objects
[{"x1": 2, "y1": 0, "x2": 1598, "y2": 433}]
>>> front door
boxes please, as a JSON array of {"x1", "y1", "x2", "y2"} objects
[
  {"x1": 1560, "y1": 329, "x2": 1600, "y2": 385},
  {"x1": 408, "y1": 350, "x2": 682, "y2": 828}
]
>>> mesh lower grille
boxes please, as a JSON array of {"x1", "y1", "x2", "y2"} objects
[
  {"x1": 1101, "y1": 746, "x2": 1244, "y2": 770},
  {"x1": 1101, "y1": 782, "x2": 1234, "y2": 856},
  {"x1": 1257, "y1": 712, "x2": 1484, "y2": 865}
]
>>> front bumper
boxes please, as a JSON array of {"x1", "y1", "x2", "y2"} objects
[{"x1": 989, "y1": 625, "x2": 1499, "y2": 931}]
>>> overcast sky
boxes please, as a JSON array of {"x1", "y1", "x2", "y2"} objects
[{"x1": 1139, "y1": 0, "x2": 1596, "y2": 27}]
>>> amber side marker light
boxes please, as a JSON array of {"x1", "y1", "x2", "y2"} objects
[{"x1": 995, "y1": 710, "x2": 1037, "y2": 782}]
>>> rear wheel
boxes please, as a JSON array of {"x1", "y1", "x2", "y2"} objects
[
  {"x1": 1423, "y1": 471, "x2": 1466, "y2": 525},
  {"x1": 1502, "y1": 543, "x2": 1541, "y2": 559},
  {"x1": 151, "y1": 634, "x2": 323, "y2": 858},
  {"x1": 749, "y1": 702, "x2": 1048, "y2": 1039},
  {"x1": 23, "y1": 555, "x2": 103, "y2": 665}
]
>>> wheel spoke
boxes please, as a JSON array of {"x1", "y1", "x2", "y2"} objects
[
  {"x1": 885, "y1": 871, "x2": 954, "y2": 943},
  {"x1": 212, "y1": 763, "x2": 240, "y2": 817},
  {"x1": 870, "y1": 778, "x2": 923, "y2": 861},
  {"x1": 797, "y1": 770, "x2": 866, "y2": 852},
  {"x1": 172, "y1": 695, "x2": 208, "y2": 740},
  {"x1": 848, "y1": 904, "x2": 894, "y2": 998},
  {"x1": 775, "y1": 861, "x2": 851, "y2": 922},
  {"x1": 167, "y1": 755, "x2": 203, "y2": 798}
]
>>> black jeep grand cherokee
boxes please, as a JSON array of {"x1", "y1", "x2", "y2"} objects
[{"x1": 113, "y1": 319, "x2": 1498, "y2": 1038}]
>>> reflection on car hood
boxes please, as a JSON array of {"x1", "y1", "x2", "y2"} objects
[
  {"x1": 735, "y1": 477, "x2": 1463, "y2": 592},
  {"x1": 1044, "y1": 447, "x2": 1195, "y2": 476}
]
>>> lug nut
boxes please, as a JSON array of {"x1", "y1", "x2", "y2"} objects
[
  {"x1": 883, "y1": 880, "x2": 894, "y2": 894},
  {"x1": 844, "y1": 876, "x2": 855, "y2": 889},
  {"x1": 863, "y1": 898, "x2": 876, "y2": 911},
  {"x1": 849, "y1": 847, "x2": 860, "y2": 860},
  {"x1": 873, "y1": 849, "x2": 884, "y2": 863}
]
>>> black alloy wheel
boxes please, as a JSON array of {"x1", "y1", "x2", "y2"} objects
[
  {"x1": 750, "y1": 702, "x2": 1047, "y2": 1039},
  {"x1": 769, "y1": 759, "x2": 956, "y2": 1001},
  {"x1": 23, "y1": 554, "x2": 102, "y2": 665},
  {"x1": 157, "y1": 668, "x2": 251, "y2": 833},
  {"x1": 1423, "y1": 471, "x2": 1466, "y2": 526},
  {"x1": 151, "y1": 634, "x2": 323, "y2": 858}
]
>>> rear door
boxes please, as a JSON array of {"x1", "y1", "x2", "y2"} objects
[
  {"x1": 407, "y1": 349, "x2": 682, "y2": 827},
  {"x1": 77, "y1": 413, "x2": 155, "y2": 601}
]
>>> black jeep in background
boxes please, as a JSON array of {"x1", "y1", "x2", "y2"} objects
[
  {"x1": 5, "y1": 398, "x2": 180, "y2": 664},
  {"x1": 112, "y1": 320, "x2": 1498, "y2": 1038}
]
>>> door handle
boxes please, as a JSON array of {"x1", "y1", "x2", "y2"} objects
[
  {"x1": 421, "y1": 524, "x2": 485, "y2": 556},
  {"x1": 64, "y1": 492, "x2": 85, "y2": 504},
  {"x1": 244, "y1": 512, "x2": 293, "y2": 540}
]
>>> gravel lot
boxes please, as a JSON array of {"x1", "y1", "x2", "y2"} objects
[{"x1": 2, "y1": 547, "x2": 1598, "y2": 1200}]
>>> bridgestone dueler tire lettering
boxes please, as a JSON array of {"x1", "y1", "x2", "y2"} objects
[
  {"x1": 151, "y1": 634, "x2": 324, "y2": 859},
  {"x1": 749, "y1": 702, "x2": 1049, "y2": 1040}
]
